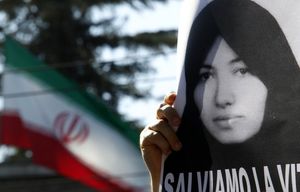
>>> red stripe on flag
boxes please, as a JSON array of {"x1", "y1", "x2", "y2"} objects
[{"x1": 0, "y1": 112, "x2": 139, "y2": 192}]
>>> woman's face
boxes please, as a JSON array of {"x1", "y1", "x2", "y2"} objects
[{"x1": 194, "y1": 37, "x2": 268, "y2": 144}]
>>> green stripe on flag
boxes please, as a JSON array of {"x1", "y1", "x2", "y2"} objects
[{"x1": 4, "y1": 36, "x2": 140, "y2": 148}]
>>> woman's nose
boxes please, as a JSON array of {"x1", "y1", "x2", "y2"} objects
[{"x1": 214, "y1": 78, "x2": 235, "y2": 108}]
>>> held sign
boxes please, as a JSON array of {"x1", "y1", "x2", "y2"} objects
[{"x1": 161, "y1": 0, "x2": 300, "y2": 191}]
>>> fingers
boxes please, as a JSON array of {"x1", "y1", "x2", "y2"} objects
[
  {"x1": 140, "y1": 125, "x2": 170, "y2": 192},
  {"x1": 141, "y1": 120, "x2": 182, "y2": 153},
  {"x1": 140, "y1": 126, "x2": 172, "y2": 155},
  {"x1": 164, "y1": 92, "x2": 177, "y2": 105},
  {"x1": 157, "y1": 105, "x2": 181, "y2": 129},
  {"x1": 139, "y1": 92, "x2": 181, "y2": 192},
  {"x1": 152, "y1": 120, "x2": 182, "y2": 151},
  {"x1": 157, "y1": 92, "x2": 181, "y2": 129}
]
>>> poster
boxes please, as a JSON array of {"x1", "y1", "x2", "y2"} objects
[{"x1": 161, "y1": 0, "x2": 300, "y2": 191}]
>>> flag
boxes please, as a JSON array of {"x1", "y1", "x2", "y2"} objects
[
  {"x1": 1, "y1": 37, "x2": 148, "y2": 192},
  {"x1": 162, "y1": 0, "x2": 300, "y2": 191}
]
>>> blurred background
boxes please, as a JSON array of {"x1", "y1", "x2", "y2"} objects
[{"x1": 0, "y1": 0, "x2": 181, "y2": 191}]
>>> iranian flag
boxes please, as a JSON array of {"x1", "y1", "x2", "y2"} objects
[{"x1": 0, "y1": 37, "x2": 148, "y2": 192}]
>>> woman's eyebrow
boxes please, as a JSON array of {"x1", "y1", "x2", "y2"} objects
[
  {"x1": 201, "y1": 64, "x2": 213, "y2": 69},
  {"x1": 230, "y1": 57, "x2": 242, "y2": 64}
]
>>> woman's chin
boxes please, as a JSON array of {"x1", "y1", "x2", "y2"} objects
[{"x1": 213, "y1": 133, "x2": 252, "y2": 144}]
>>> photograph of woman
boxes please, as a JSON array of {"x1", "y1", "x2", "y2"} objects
[{"x1": 158, "y1": 0, "x2": 300, "y2": 191}]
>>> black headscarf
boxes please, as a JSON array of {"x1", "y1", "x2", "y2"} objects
[{"x1": 163, "y1": 0, "x2": 300, "y2": 190}]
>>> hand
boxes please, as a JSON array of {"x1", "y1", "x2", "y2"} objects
[{"x1": 140, "y1": 92, "x2": 182, "y2": 192}]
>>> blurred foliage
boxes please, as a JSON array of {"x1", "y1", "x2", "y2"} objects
[
  {"x1": 0, "y1": 0, "x2": 177, "y2": 109},
  {"x1": 2, "y1": 148, "x2": 32, "y2": 163}
]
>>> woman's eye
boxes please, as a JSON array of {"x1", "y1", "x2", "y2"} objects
[
  {"x1": 234, "y1": 67, "x2": 249, "y2": 75},
  {"x1": 199, "y1": 72, "x2": 212, "y2": 82}
]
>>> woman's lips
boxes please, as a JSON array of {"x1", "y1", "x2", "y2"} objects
[{"x1": 213, "y1": 115, "x2": 244, "y2": 128}]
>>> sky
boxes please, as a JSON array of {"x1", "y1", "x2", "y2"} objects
[
  {"x1": 87, "y1": 0, "x2": 182, "y2": 126},
  {"x1": 116, "y1": 0, "x2": 182, "y2": 126}
]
